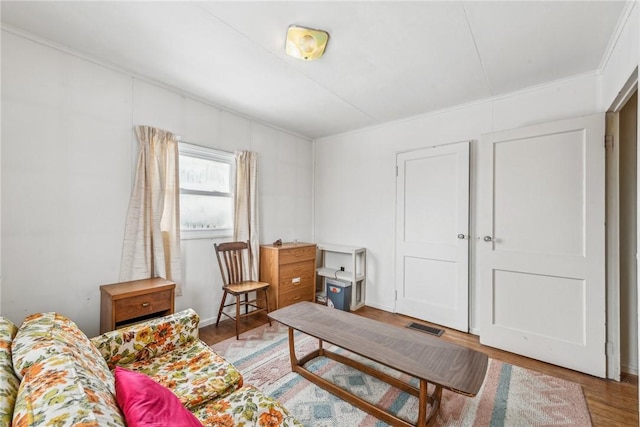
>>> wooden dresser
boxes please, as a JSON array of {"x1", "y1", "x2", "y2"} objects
[
  {"x1": 100, "y1": 277, "x2": 175, "y2": 334},
  {"x1": 260, "y1": 242, "x2": 316, "y2": 311}
]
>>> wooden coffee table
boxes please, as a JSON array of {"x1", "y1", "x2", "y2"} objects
[{"x1": 269, "y1": 302, "x2": 488, "y2": 427}]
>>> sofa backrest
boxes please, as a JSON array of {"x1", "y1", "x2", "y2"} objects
[
  {"x1": 0, "y1": 316, "x2": 19, "y2": 426},
  {"x1": 11, "y1": 312, "x2": 125, "y2": 427},
  {"x1": 91, "y1": 308, "x2": 200, "y2": 369}
]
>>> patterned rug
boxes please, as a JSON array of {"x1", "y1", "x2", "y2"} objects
[{"x1": 211, "y1": 322, "x2": 592, "y2": 426}]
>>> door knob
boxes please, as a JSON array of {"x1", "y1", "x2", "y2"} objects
[
  {"x1": 483, "y1": 236, "x2": 493, "y2": 242},
  {"x1": 457, "y1": 234, "x2": 466, "y2": 239}
]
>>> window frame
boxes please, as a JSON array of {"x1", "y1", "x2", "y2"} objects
[{"x1": 178, "y1": 142, "x2": 235, "y2": 240}]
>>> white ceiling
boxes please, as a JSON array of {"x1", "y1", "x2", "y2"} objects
[{"x1": 0, "y1": 1, "x2": 630, "y2": 139}]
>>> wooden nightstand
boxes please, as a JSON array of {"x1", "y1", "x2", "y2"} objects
[{"x1": 100, "y1": 277, "x2": 175, "y2": 334}]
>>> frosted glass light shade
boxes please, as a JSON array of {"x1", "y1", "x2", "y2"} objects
[{"x1": 285, "y1": 25, "x2": 329, "y2": 60}]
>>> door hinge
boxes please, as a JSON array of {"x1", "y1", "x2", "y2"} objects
[
  {"x1": 394, "y1": 290, "x2": 398, "y2": 301},
  {"x1": 605, "y1": 135, "x2": 614, "y2": 150}
]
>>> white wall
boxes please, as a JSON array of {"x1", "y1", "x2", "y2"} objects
[
  {"x1": 1, "y1": 31, "x2": 313, "y2": 336},
  {"x1": 314, "y1": 74, "x2": 599, "y2": 331},
  {"x1": 2, "y1": 32, "x2": 133, "y2": 333},
  {"x1": 598, "y1": 3, "x2": 639, "y2": 111},
  {"x1": 314, "y1": 1, "x2": 638, "y2": 365}
]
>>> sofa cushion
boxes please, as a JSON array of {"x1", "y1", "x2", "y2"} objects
[
  {"x1": 11, "y1": 313, "x2": 124, "y2": 427},
  {"x1": 190, "y1": 385, "x2": 302, "y2": 427},
  {"x1": 120, "y1": 339, "x2": 243, "y2": 409},
  {"x1": 0, "y1": 317, "x2": 19, "y2": 426},
  {"x1": 114, "y1": 367, "x2": 201, "y2": 427}
]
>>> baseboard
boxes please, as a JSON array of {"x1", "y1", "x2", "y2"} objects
[
  {"x1": 361, "y1": 301, "x2": 394, "y2": 313},
  {"x1": 199, "y1": 308, "x2": 249, "y2": 329},
  {"x1": 199, "y1": 316, "x2": 216, "y2": 328},
  {"x1": 469, "y1": 327, "x2": 481, "y2": 335},
  {"x1": 622, "y1": 363, "x2": 639, "y2": 376}
]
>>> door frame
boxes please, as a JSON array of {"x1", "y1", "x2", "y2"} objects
[
  {"x1": 606, "y1": 68, "x2": 638, "y2": 380},
  {"x1": 606, "y1": 111, "x2": 621, "y2": 380}
]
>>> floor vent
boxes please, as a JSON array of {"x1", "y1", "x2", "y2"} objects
[{"x1": 406, "y1": 322, "x2": 444, "y2": 337}]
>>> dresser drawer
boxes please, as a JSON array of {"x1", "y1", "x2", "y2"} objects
[
  {"x1": 279, "y1": 245, "x2": 316, "y2": 265},
  {"x1": 279, "y1": 287, "x2": 314, "y2": 308},
  {"x1": 279, "y1": 279, "x2": 314, "y2": 295},
  {"x1": 114, "y1": 290, "x2": 173, "y2": 323},
  {"x1": 279, "y1": 261, "x2": 314, "y2": 286}
]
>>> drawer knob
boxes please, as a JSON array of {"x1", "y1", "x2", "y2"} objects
[{"x1": 141, "y1": 302, "x2": 150, "y2": 307}]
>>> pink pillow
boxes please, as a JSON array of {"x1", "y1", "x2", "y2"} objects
[{"x1": 114, "y1": 366, "x2": 202, "y2": 427}]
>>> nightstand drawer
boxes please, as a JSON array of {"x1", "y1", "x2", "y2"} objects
[
  {"x1": 100, "y1": 278, "x2": 176, "y2": 334},
  {"x1": 114, "y1": 290, "x2": 173, "y2": 323}
]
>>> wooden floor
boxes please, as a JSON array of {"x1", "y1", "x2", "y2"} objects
[{"x1": 199, "y1": 306, "x2": 639, "y2": 427}]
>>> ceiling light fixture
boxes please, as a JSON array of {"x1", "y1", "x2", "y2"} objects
[{"x1": 285, "y1": 25, "x2": 329, "y2": 61}]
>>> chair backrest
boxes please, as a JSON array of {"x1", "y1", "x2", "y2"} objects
[{"x1": 214, "y1": 240, "x2": 254, "y2": 287}]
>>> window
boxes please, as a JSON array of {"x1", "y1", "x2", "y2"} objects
[{"x1": 178, "y1": 142, "x2": 234, "y2": 239}]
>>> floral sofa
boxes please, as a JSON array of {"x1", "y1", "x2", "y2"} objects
[{"x1": 0, "y1": 309, "x2": 300, "y2": 426}]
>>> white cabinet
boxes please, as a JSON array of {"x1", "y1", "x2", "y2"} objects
[{"x1": 316, "y1": 243, "x2": 366, "y2": 310}]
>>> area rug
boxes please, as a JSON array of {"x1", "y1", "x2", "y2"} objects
[{"x1": 211, "y1": 322, "x2": 592, "y2": 426}]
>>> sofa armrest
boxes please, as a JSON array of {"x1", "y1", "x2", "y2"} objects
[{"x1": 91, "y1": 308, "x2": 200, "y2": 370}]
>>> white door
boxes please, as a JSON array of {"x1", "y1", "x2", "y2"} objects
[
  {"x1": 478, "y1": 113, "x2": 606, "y2": 378},
  {"x1": 395, "y1": 142, "x2": 470, "y2": 331}
]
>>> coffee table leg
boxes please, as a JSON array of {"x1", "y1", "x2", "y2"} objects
[
  {"x1": 287, "y1": 328, "x2": 299, "y2": 370},
  {"x1": 289, "y1": 329, "x2": 324, "y2": 367},
  {"x1": 418, "y1": 379, "x2": 442, "y2": 426},
  {"x1": 285, "y1": 330, "x2": 439, "y2": 427}
]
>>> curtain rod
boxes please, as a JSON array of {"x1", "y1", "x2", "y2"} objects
[{"x1": 178, "y1": 139, "x2": 234, "y2": 156}]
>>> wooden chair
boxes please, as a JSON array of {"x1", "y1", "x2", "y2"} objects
[{"x1": 214, "y1": 240, "x2": 271, "y2": 339}]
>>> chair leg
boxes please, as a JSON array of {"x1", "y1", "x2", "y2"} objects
[
  {"x1": 264, "y1": 289, "x2": 272, "y2": 326},
  {"x1": 216, "y1": 290, "x2": 228, "y2": 327},
  {"x1": 235, "y1": 294, "x2": 241, "y2": 340},
  {"x1": 244, "y1": 293, "x2": 249, "y2": 315}
]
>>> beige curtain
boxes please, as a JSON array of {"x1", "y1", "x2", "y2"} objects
[
  {"x1": 120, "y1": 126, "x2": 183, "y2": 294},
  {"x1": 233, "y1": 150, "x2": 259, "y2": 279}
]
